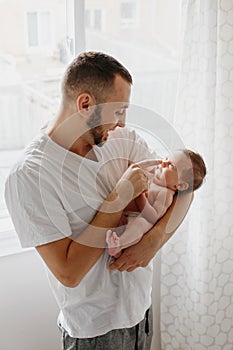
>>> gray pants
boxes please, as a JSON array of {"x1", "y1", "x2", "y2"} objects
[{"x1": 59, "y1": 307, "x2": 153, "y2": 350}]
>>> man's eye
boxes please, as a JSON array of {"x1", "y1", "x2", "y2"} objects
[
  {"x1": 115, "y1": 109, "x2": 125, "y2": 116},
  {"x1": 169, "y1": 163, "x2": 175, "y2": 168}
]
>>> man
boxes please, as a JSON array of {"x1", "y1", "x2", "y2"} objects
[{"x1": 5, "y1": 52, "x2": 192, "y2": 350}]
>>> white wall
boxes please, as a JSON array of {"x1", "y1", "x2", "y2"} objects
[
  {"x1": 0, "y1": 249, "x2": 162, "y2": 350},
  {"x1": 0, "y1": 250, "x2": 60, "y2": 350}
]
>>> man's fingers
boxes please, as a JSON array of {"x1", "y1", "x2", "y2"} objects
[
  {"x1": 108, "y1": 261, "x2": 124, "y2": 270},
  {"x1": 108, "y1": 253, "x2": 128, "y2": 270},
  {"x1": 108, "y1": 252, "x2": 141, "y2": 272},
  {"x1": 109, "y1": 261, "x2": 131, "y2": 272},
  {"x1": 126, "y1": 267, "x2": 136, "y2": 272},
  {"x1": 136, "y1": 159, "x2": 162, "y2": 169}
]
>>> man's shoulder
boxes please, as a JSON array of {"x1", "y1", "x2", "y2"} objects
[
  {"x1": 6, "y1": 133, "x2": 49, "y2": 187},
  {"x1": 8, "y1": 132, "x2": 59, "y2": 178},
  {"x1": 108, "y1": 126, "x2": 147, "y2": 150}
]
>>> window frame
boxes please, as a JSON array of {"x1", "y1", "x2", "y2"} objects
[{"x1": 66, "y1": 0, "x2": 85, "y2": 56}]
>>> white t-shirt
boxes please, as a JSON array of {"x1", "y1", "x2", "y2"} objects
[{"x1": 5, "y1": 126, "x2": 157, "y2": 338}]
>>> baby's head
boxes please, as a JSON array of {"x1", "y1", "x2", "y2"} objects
[
  {"x1": 152, "y1": 149, "x2": 207, "y2": 193},
  {"x1": 179, "y1": 149, "x2": 207, "y2": 193}
]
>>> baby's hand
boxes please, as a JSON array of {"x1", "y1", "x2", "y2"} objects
[
  {"x1": 115, "y1": 163, "x2": 149, "y2": 205},
  {"x1": 137, "y1": 159, "x2": 163, "y2": 185},
  {"x1": 136, "y1": 159, "x2": 162, "y2": 169}
]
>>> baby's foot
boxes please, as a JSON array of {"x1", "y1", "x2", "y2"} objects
[{"x1": 106, "y1": 230, "x2": 122, "y2": 258}]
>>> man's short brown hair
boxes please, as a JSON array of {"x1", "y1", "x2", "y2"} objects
[{"x1": 61, "y1": 51, "x2": 132, "y2": 104}]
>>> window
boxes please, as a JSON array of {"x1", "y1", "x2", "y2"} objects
[
  {"x1": 85, "y1": 8, "x2": 102, "y2": 31},
  {"x1": 120, "y1": 1, "x2": 138, "y2": 27},
  {"x1": 0, "y1": 1, "x2": 70, "y2": 256},
  {"x1": 27, "y1": 11, "x2": 52, "y2": 50}
]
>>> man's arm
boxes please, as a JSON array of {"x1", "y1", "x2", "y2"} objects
[
  {"x1": 108, "y1": 191, "x2": 193, "y2": 272},
  {"x1": 36, "y1": 161, "x2": 158, "y2": 288}
]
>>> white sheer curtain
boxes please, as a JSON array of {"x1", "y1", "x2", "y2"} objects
[{"x1": 160, "y1": 1, "x2": 233, "y2": 349}]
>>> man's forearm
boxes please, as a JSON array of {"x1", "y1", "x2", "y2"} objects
[
  {"x1": 75, "y1": 188, "x2": 128, "y2": 247},
  {"x1": 64, "y1": 188, "x2": 132, "y2": 286}
]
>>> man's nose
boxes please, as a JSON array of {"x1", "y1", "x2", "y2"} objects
[
  {"x1": 109, "y1": 121, "x2": 122, "y2": 131},
  {"x1": 110, "y1": 120, "x2": 125, "y2": 130}
]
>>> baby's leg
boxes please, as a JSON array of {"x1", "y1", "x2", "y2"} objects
[
  {"x1": 119, "y1": 216, "x2": 153, "y2": 249},
  {"x1": 106, "y1": 230, "x2": 122, "y2": 258}
]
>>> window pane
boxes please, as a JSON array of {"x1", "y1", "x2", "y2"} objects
[
  {"x1": 39, "y1": 12, "x2": 51, "y2": 47},
  {"x1": 27, "y1": 12, "x2": 38, "y2": 47},
  {"x1": 120, "y1": 2, "x2": 136, "y2": 19},
  {"x1": 94, "y1": 9, "x2": 102, "y2": 31},
  {"x1": 85, "y1": 9, "x2": 91, "y2": 28}
]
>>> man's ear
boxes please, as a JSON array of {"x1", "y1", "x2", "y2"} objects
[
  {"x1": 76, "y1": 93, "x2": 95, "y2": 113},
  {"x1": 177, "y1": 182, "x2": 189, "y2": 192}
]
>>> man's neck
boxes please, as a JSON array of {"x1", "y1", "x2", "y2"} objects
[{"x1": 45, "y1": 109, "x2": 94, "y2": 158}]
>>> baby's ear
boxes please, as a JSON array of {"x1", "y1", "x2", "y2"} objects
[{"x1": 177, "y1": 182, "x2": 189, "y2": 191}]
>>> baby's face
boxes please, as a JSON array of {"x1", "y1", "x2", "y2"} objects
[{"x1": 151, "y1": 151, "x2": 190, "y2": 191}]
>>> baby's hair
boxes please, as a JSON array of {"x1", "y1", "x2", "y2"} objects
[{"x1": 180, "y1": 149, "x2": 207, "y2": 193}]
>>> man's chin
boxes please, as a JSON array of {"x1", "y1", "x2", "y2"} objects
[
  {"x1": 95, "y1": 138, "x2": 105, "y2": 147},
  {"x1": 95, "y1": 135, "x2": 109, "y2": 147}
]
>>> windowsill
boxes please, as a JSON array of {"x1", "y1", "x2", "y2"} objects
[
  {"x1": 0, "y1": 246, "x2": 34, "y2": 258},
  {"x1": 0, "y1": 229, "x2": 33, "y2": 258}
]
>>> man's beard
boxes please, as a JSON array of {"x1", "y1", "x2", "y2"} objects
[
  {"x1": 86, "y1": 105, "x2": 105, "y2": 147},
  {"x1": 91, "y1": 128, "x2": 104, "y2": 147}
]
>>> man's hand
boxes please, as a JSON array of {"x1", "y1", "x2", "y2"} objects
[{"x1": 108, "y1": 231, "x2": 160, "y2": 272}]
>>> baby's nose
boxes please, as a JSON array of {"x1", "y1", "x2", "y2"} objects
[{"x1": 161, "y1": 160, "x2": 170, "y2": 167}]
